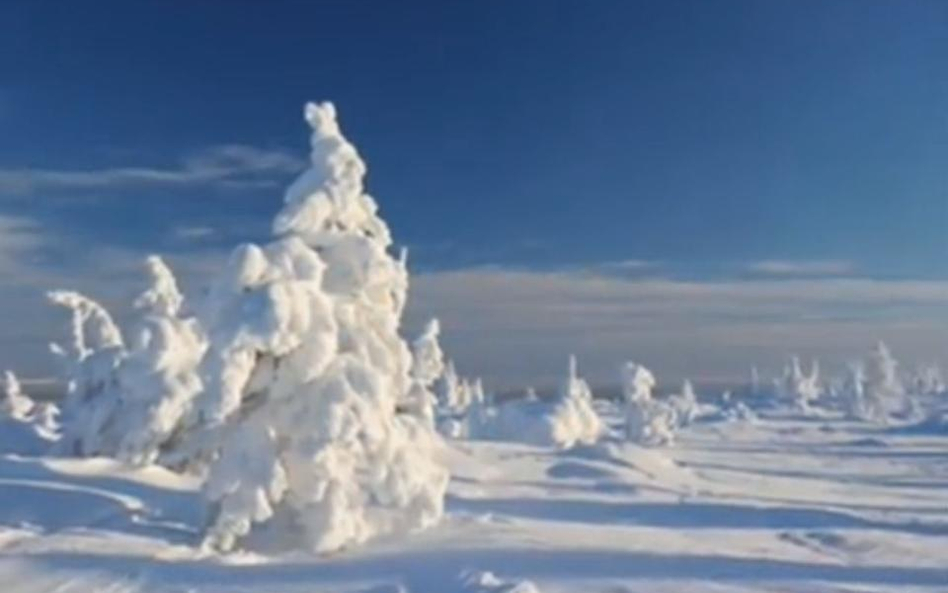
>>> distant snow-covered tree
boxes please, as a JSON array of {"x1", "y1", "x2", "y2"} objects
[
  {"x1": 911, "y1": 364, "x2": 945, "y2": 396},
  {"x1": 622, "y1": 362, "x2": 674, "y2": 445},
  {"x1": 842, "y1": 341, "x2": 911, "y2": 423},
  {"x1": 404, "y1": 318, "x2": 445, "y2": 425},
  {"x1": 190, "y1": 102, "x2": 448, "y2": 554},
  {"x1": 776, "y1": 356, "x2": 821, "y2": 412}
]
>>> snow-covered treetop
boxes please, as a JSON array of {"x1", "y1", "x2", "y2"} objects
[
  {"x1": 134, "y1": 255, "x2": 184, "y2": 317},
  {"x1": 274, "y1": 102, "x2": 389, "y2": 248},
  {"x1": 47, "y1": 291, "x2": 124, "y2": 360}
]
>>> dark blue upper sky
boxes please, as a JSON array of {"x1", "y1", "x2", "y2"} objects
[
  {"x1": 3, "y1": 1, "x2": 948, "y2": 383},
  {"x1": 3, "y1": 0, "x2": 947, "y2": 275}
]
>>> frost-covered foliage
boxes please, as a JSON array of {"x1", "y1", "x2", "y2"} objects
[
  {"x1": 488, "y1": 357, "x2": 601, "y2": 449},
  {"x1": 776, "y1": 356, "x2": 821, "y2": 412},
  {"x1": 842, "y1": 342, "x2": 911, "y2": 423},
  {"x1": 2, "y1": 370, "x2": 34, "y2": 420},
  {"x1": 190, "y1": 102, "x2": 448, "y2": 554},
  {"x1": 48, "y1": 257, "x2": 205, "y2": 465},
  {"x1": 621, "y1": 362, "x2": 674, "y2": 445}
]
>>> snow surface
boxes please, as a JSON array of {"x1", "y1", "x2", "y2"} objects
[{"x1": 1, "y1": 402, "x2": 946, "y2": 592}]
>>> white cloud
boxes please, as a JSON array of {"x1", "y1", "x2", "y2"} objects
[
  {"x1": 0, "y1": 144, "x2": 304, "y2": 195},
  {"x1": 745, "y1": 259, "x2": 855, "y2": 276}
]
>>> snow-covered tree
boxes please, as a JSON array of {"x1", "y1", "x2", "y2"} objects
[
  {"x1": 48, "y1": 256, "x2": 205, "y2": 465},
  {"x1": 404, "y1": 318, "x2": 445, "y2": 425},
  {"x1": 1, "y1": 370, "x2": 34, "y2": 420},
  {"x1": 776, "y1": 356, "x2": 821, "y2": 412},
  {"x1": 48, "y1": 291, "x2": 126, "y2": 456},
  {"x1": 621, "y1": 362, "x2": 674, "y2": 445},
  {"x1": 191, "y1": 102, "x2": 448, "y2": 553},
  {"x1": 117, "y1": 256, "x2": 206, "y2": 465}
]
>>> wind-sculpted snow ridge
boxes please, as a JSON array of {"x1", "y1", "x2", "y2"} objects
[
  {"x1": 47, "y1": 257, "x2": 205, "y2": 466},
  {"x1": 189, "y1": 102, "x2": 449, "y2": 554}
]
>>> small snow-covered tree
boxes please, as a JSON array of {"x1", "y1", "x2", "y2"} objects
[
  {"x1": 117, "y1": 256, "x2": 206, "y2": 465},
  {"x1": 776, "y1": 356, "x2": 821, "y2": 412},
  {"x1": 191, "y1": 102, "x2": 448, "y2": 554},
  {"x1": 404, "y1": 318, "x2": 445, "y2": 425},
  {"x1": 48, "y1": 291, "x2": 126, "y2": 456},
  {"x1": 1, "y1": 370, "x2": 34, "y2": 420},
  {"x1": 621, "y1": 362, "x2": 674, "y2": 445},
  {"x1": 48, "y1": 256, "x2": 205, "y2": 465}
]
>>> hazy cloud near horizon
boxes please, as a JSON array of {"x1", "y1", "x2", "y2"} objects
[{"x1": 3, "y1": 217, "x2": 946, "y2": 391}]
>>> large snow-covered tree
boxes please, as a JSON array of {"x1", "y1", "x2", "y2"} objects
[{"x1": 190, "y1": 102, "x2": 449, "y2": 554}]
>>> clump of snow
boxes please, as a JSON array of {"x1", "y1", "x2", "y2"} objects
[
  {"x1": 0, "y1": 371, "x2": 58, "y2": 455},
  {"x1": 776, "y1": 356, "x2": 821, "y2": 412},
  {"x1": 2, "y1": 370, "x2": 34, "y2": 420},
  {"x1": 189, "y1": 102, "x2": 448, "y2": 554},
  {"x1": 47, "y1": 256, "x2": 206, "y2": 466},
  {"x1": 622, "y1": 362, "x2": 674, "y2": 445}
]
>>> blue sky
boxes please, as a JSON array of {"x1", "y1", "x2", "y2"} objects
[{"x1": 2, "y1": 1, "x2": 948, "y2": 387}]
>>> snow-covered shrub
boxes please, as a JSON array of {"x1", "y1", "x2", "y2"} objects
[
  {"x1": 622, "y1": 362, "x2": 674, "y2": 445},
  {"x1": 488, "y1": 357, "x2": 601, "y2": 449},
  {"x1": 776, "y1": 356, "x2": 821, "y2": 412},
  {"x1": 48, "y1": 257, "x2": 205, "y2": 465},
  {"x1": 190, "y1": 102, "x2": 448, "y2": 554}
]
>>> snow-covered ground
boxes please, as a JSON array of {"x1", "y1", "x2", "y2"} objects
[{"x1": 1, "y1": 406, "x2": 946, "y2": 593}]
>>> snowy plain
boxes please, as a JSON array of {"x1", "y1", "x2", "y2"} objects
[{"x1": 0, "y1": 403, "x2": 946, "y2": 593}]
